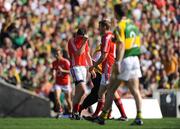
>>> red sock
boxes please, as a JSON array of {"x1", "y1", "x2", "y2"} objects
[
  {"x1": 92, "y1": 99, "x2": 104, "y2": 117},
  {"x1": 73, "y1": 104, "x2": 80, "y2": 113},
  {"x1": 114, "y1": 98, "x2": 126, "y2": 117}
]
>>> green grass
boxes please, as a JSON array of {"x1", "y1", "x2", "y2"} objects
[{"x1": 0, "y1": 118, "x2": 179, "y2": 129}]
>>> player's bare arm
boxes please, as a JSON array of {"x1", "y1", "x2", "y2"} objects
[
  {"x1": 58, "y1": 66, "x2": 70, "y2": 74},
  {"x1": 86, "y1": 52, "x2": 96, "y2": 78},
  {"x1": 50, "y1": 68, "x2": 56, "y2": 84},
  {"x1": 112, "y1": 28, "x2": 125, "y2": 74},
  {"x1": 89, "y1": 51, "x2": 108, "y2": 71},
  {"x1": 116, "y1": 41, "x2": 125, "y2": 63}
]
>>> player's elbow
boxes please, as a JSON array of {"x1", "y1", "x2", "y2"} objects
[{"x1": 119, "y1": 42, "x2": 125, "y2": 50}]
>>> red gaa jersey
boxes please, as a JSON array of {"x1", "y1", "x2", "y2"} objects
[
  {"x1": 68, "y1": 36, "x2": 89, "y2": 67},
  {"x1": 52, "y1": 58, "x2": 70, "y2": 85},
  {"x1": 101, "y1": 31, "x2": 116, "y2": 74}
]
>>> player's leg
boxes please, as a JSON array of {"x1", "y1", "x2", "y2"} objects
[
  {"x1": 54, "y1": 87, "x2": 62, "y2": 112},
  {"x1": 127, "y1": 78, "x2": 143, "y2": 125},
  {"x1": 92, "y1": 63, "x2": 122, "y2": 124},
  {"x1": 92, "y1": 84, "x2": 106, "y2": 117},
  {"x1": 64, "y1": 86, "x2": 73, "y2": 114},
  {"x1": 107, "y1": 106, "x2": 112, "y2": 119},
  {"x1": 93, "y1": 77, "x2": 120, "y2": 125},
  {"x1": 70, "y1": 81, "x2": 87, "y2": 120},
  {"x1": 79, "y1": 72, "x2": 101, "y2": 114},
  {"x1": 126, "y1": 56, "x2": 143, "y2": 125},
  {"x1": 70, "y1": 66, "x2": 87, "y2": 119},
  {"x1": 92, "y1": 72, "x2": 113, "y2": 118},
  {"x1": 100, "y1": 78, "x2": 120, "y2": 118},
  {"x1": 73, "y1": 82, "x2": 86, "y2": 113},
  {"x1": 54, "y1": 85, "x2": 63, "y2": 118},
  {"x1": 114, "y1": 91, "x2": 127, "y2": 120},
  {"x1": 127, "y1": 78, "x2": 142, "y2": 117}
]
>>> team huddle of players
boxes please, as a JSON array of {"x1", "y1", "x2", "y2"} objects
[{"x1": 51, "y1": 4, "x2": 143, "y2": 126}]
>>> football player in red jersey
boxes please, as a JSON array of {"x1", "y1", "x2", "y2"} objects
[
  {"x1": 52, "y1": 48, "x2": 72, "y2": 118},
  {"x1": 89, "y1": 20, "x2": 126, "y2": 120},
  {"x1": 68, "y1": 28, "x2": 96, "y2": 120}
]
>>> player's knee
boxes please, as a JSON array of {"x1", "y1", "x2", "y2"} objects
[
  {"x1": 83, "y1": 89, "x2": 88, "y2": 96},
  {"x1": 132, "y1": 88, "x2": 140, "y2": 97},
  {"x1": 98, "y1": 90, "x2": 103, "y2": 98},
  {"x1": 98, "y1": 92, "x2": 106, "y2": 100},
  {"x1": 107, "y1": 85, "x2": 116, "y2": 93},
  {"x1": 65, "y1": 95, "x2": 71, "y2": 101},
  {"x1": 80, "y1": 85, "x2": 88, "y2": 96}
]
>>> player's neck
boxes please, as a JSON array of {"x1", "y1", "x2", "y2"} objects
[
  {"x1": 104, "y1": 30, "x2": 111, "y2": 34},
  {"x1": 57, "y1": 57, "x2": 62, "y2": 61},
  {"x1": 121, "y1": 16, "x2": 126, "y2": 20}
]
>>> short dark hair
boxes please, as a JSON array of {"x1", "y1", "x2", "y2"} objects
[
  {"x1": 114, "y1": 4, "x2": 125, "y2": 18},
  {"x1": 99, "y1": 19, "x2": 111, "y2": 30},
  {"x1": 76, "y1": 28, "x2": 86, "y2": 36}
]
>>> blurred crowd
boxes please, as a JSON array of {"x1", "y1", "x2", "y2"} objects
[{"x1": 0, "y1": 0, "x2": 179, "y2": 98}]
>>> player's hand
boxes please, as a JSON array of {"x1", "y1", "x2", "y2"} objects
[
  {"x1": 112, "y1": 62, "x2": 121, "y2": 75},
  {"x1": 90, "y1": 70, "x2": 96, "y2": 79},
  {"x1": 116, "y1": 62, "x2": 121, "y2": 74},
  {"x1": 58, "y1": 66, "x2": 62, "y2": 72},
  {"x1": 82, "y1": 36, "x2": 88, "y2": 44},
  {"x1": 89, "y1": 66, "x2": 94, "y2": 72}
]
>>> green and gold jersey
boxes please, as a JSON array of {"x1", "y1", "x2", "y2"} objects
[{"x1": 114, "y1": 19, "x2": 141, "y2": 58}]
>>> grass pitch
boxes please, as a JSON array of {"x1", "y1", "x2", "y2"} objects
[{"x1": 0, "y1": 118, "x2": 179, "y2": 129}]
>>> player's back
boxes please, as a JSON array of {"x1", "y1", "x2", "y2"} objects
[{"x1": 116, "y1": 19, "x2": 141, "y2": 58}]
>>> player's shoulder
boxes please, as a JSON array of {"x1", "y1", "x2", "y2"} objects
[
  {"x1": 118, "y1": 18, "x2": 132, "y2": 27},
  {"x1": 63, "y1": 58, "x2": 70, "y2": 62},
  {"x1": 62, "y1": 58, "x2": 70, "y2": 64},
  {"x1": 120, "y1": 18, "x2": 131, "y2": 23},
  {"x1": 114, "y1": 25, "x2": 121, "y2": 33},
  {"x1": 104, "y1": 31, "x2": 113, "y2": 38},
  {"x1": 52, "y1": 59, "x2": 58, "y2": 64},
  {"x1": 115, "y1": 20, "x2": 124, "y2": 33}
]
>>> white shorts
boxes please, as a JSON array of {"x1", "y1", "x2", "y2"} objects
[
  {"x1": 117, "y1": 56, "x2": 142, "y2": 81},
  {"x1": 70, "y1": 66, "x2": 87, "y2": 84},
  {"x1": 100, "y1": 73, "x2": 110, "y2": 86},
  {"x1": 53, "y1": 84, "x2": 72, "y2": 93}
]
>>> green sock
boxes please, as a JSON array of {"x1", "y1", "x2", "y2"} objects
[{"x1": 137, "y1": 111, "x2": 142, "y2": 119}]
